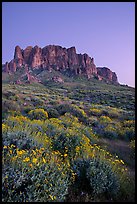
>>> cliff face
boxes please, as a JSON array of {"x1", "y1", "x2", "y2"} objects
[
  {"x1": 2, "y1": 45, "x2": 118, "y2": 84},
  {"x1": 97, "y1": 67, "x2": 118, "y2": 83}
]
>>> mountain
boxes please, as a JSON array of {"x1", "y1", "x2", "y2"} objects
[{"x1": 2, "y1": 45, "x2": 118, "y2": 84}]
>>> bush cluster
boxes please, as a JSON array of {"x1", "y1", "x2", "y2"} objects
[
  {"x1": 56, "y1": 103, "x2": 88, "y2": 123},
  {"x1": 72, "y1": 157, "x2": 120, "y2": 200},
  {"x1": 2, "y1": 145, "x2": 73, "y2": 202},
  {"x1": 28, "y1": 109, "x2": 48, "y2": 120},
  {"x1": 2, "y1": 109, "x2": 134, "y2": 202}
]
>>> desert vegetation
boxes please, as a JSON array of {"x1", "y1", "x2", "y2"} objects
[{"x1": 2, "y1": 77, "x2": 135, "y2": 202}]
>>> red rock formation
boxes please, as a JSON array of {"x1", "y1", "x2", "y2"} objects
[
  {"x1": 8, "y1": 60, "x2": 17, "y2": 72},
  {"x1": 67, "y1": 46, "x2": 78, "y2": 66},
  {"x1": 29, "y1": 46, "x2": 42, "y2": 68},
  {"x1": 42, "y1": 45, "x2": 69, "y2": 70},
  {"x1": 14, "y1": 45, "x2": 24, "y2": 67},
  {"x1": 23, "y1": 46, "x2": 33, "y2": 64},
  {"x1": 2, "y1": 44, "x2": 119, "y2": 84},
  {"x1": 97, "y1": 67, "x2": 118, "y2": 83}
]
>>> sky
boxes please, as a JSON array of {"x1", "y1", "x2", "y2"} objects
[{"x1": 2, "y1": 2, "x2": 135, "y2": 87}]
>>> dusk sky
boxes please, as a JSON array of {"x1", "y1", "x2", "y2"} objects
[{"x1": 2, "y1": 2, "x2": 135, "y2": 87}]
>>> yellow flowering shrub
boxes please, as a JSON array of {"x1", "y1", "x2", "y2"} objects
[
  {"x1": 2, "y1": 109, "x2": 134, "y2": 202},
  {"x1": 2, "y1": 124, "x2": 9, "y2": 133},
  {"x1": 2, "y1": 145, "x2": 74, "y2": 202},
  {"x1": 99, "y1": 115, "x2": 112, "y2": 124},
  {"x1": 6, "y1": 115, "x2": 30, "y2": 127},
  {"x1": 90, "y1": 108, "x2": 102, "y2": 116},
  {"x1": 28, "y1": 108, "x2": 48, "y2": 120}
]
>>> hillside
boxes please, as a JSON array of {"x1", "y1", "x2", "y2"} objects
[{"x1": 2, "y1": 75, "x2": 135, "y2": 202}]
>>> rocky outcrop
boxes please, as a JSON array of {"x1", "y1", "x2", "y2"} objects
[
  {"x1": 8, "y1": 60, "x2": 17, "y2": 72},
  {"x1": 14, "y1": 46, "x2": 24, "y2": 67},
  {"x1": 2, "y1": 44, "x2": 119, "y2": 84},
  {"x1": 41, "y1": 45, "x2": 69, "y2": 71},
  {"x1": 3, "y1": 62, "x2": 9, "y2": 72},
  {"x1": 23, "y1": 46, "x2": 33, "y2": 64},
  {"x1": 29, "y1": 46, "x2": 42, "y2": 68},
  {"x1": 97, "y1": 67, "x2": 118, "y2": 83},
  {"x1": 52, "y1": 76, "x2": 64, "y2": 83}
]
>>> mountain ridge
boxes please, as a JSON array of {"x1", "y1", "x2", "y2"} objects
[{"x1": 2, "y1": 44, "x2": 118, "y2": 84}]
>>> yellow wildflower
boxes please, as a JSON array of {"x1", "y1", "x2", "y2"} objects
[
  {"x1": 2, "y1": 124, "x2": 8, "y2": 132},
  {"x1": 72, "y1": 172, "x2": 76, "y2": 176},
  {"x1": 2, "y1": 124, "x2": 6, "y2": 129},
  {"x1": 32, "y1": 150, "x2": 36, "y2": 155},
  {"x1": 11, "y1": 144, "x2": 16, "y2": 148},
  {"x1": 42, "y1": 157, "x2": 46, "y2": 163},
  {"x1": 12, "y1": 156, "x2": 17, "y2": 161},
  {"x1": 17, "y1": 149, "x2": 25, "y2": 156},
  {"x1": 40, "y1": 148, "x2": 45, "y2": 151},
  {"x1": 49, "y1": 195, "x2": 54, "y2": 200},
  {"x1": 9, "y1": 150, "x2": 12, "y2": 154},
  {"x1": 23, "y1": 157, "x2": 30, "y2": 162},
  {"x1": 54, "y1": 151, "x2": 59, "y2": 155},
  {"x1": 115, "y1": 159, "x2": 120, "y2": 163},
  {"x1": 75, "y1": 146, "x2": 80, "y2": 151},
  {"x1": 32, "y1": 158, "x2": 37, "y2": 164},
  {"x1": 29, "y1": 163, "x2": 33, "y2": 167},
  {"x1": 3, "y1": 146, "x2": 7, "y2": 149},
  {"x1": 120, "y1": 160, "x2": 125, "y2": 164},
  {"x1": 64, "y1": 154, "x2": 67, "y2": 157}
]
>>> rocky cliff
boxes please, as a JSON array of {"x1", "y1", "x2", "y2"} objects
[
  {"x1": 2, "y1": 45, "x2": 118, "y2": 84},
  {"x1": 97, "y1": 67, "x2": 118, "y2": 83}
]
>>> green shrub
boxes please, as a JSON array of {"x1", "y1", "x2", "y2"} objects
[
  {"x1": 31, "y1": 97, "x2": 44, "y2": 106},
  {"x1": 124, "y1": 127, "x2": 135, "y2": 141},
  {"x1": 71, "y1": 104, "x2": 87, "y2": 123},
  {"x1": 47, "y1": 108, "x2": 59, "y2": 118},
  {"x1": 107, "y1": 108, "x2": 120, "y2": 119},
  {"x1": 73, "y1": 158, "x2": 120, "y2": 200},
  {"x1": 86, "y1": 158, "x2": 120, "y2": 198},
  {"x1": 129, "y1": 139, "x2": 135, "y2": 150},
  {"x1": 103, "y1": 125, "x2": 118, "y2": 139},
  {"x1": 72, "y1": 159, "x2": 91, "y2": 192},
  {"x1": 123, "y1": 120, "x2": 135, "y2": 128},
  {"x1": 2, "y1": 130, "x2": 38, "y2": 150},
  {"x1": 56, "y1": 104, "x2": 88, "y2": 123},
  {"x1": 3, "y1": 90, "x2": 16, "y2": 99},
  {"x1": 53, "y1": 132, "x2": 82, "y2": 160},
  {"x1": 23, "y1": 107, "x2": 33, "y2": 114},
  {"x1": 56, "y1": 104, "x2": 73, "y2": 115},
  {"x1": 2, "y1": 99, "x2": 20, "y2": 120},
  {"x1": 88, "y1": 116, "x2": 99, "y2": 127},
  {"x1": 28, "y1": 109, "x2": 48, "y2": 120},
  {"x1": 118, "y1": 126, "x2": 135, "y2": 141},
  {"x1": 2, "y1": 99, "x2": 20, "y2": 113}
]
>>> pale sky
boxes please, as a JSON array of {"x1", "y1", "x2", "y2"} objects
[{"x1": 2, "y1": 2, "x2": 135, "y2": 87}]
